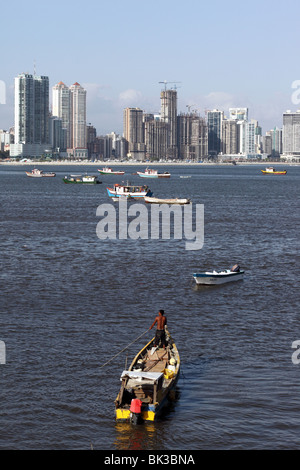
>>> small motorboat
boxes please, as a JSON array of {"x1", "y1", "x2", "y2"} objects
[
  {"x1": 98, "y1": 167, "x2": 125, "y2": 175},
  {"x1": 137, "y1": 168, "x2": 171, "y2": 178},
  {"x1": 106, "y1": 182, "x2": 152, "y2": 199},
  {"x1": 144, "y1": 196, "x2": 190, "y2": 205},
  {"x1": 63, "y1": 174, "x2": 101, "y2": 184},
  {"x1": 115, "y1": 327, "x2": 180, "y2": 423},
  {"x1": 261, "y1": 167, "x2": 287, "y2": 175},
  {"x1": 193, "y1": 264, "x2": 244, "y2": 285},
  {"x1": 26, "y1": 168, "x2": 56, "y2": 177}
]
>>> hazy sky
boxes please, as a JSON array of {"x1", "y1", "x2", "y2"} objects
[{"x1": 1, "y1": 0, "x2": 300, "y2": 135}]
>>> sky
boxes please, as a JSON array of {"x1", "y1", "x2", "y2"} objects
[{"x1": 1, "y1": 0, "x2": 300, "y2": 136}]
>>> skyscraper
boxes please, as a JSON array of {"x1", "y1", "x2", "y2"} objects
[
  {"x1": 52, "y1": 81, "x2": 71, "y2": 148},
  {"x1": 69, "y1": 82, "x2": 87, "y2": 153},
  {"x1": 207, "y1": 109, "x2": 223, "y2": 156},
  {"x1": 160, "y1": 89, "x2": 178, "y2": 159},
  {"x1": 282, "y1": 110, "x2": 300, "y2": 157},
  {"x1": 123, "y1": 107, "x2": 145, "y2": 160},
  {"x1": 10, "y1": 73, "x2": 50, "y2": 157}
]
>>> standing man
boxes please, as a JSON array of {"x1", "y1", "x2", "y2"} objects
[{"x1": 150, "y1": 309, "x2": 167, "y2": 349}]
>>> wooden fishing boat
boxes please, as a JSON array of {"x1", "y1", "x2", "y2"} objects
[
  {"x1": 106, "y1": 182, "x2": 152, "y2": 199},
  {"x1": 115, "y1": 327, "x2": 180, "y2": 423},
  {"x1": 144, "y1": 196, "x2": 191, "y2": 205},
  {"x1": 98, "y1": 167, "x2": 125, "y2": 175},
  {"x1": 261, "y1": 167, "x2": 287, "y2": 175},
  {"x1": 193, "y1": 265, "x2": 244, "y2": 285},
  {"x1": 137, "y1": 168, "x2": 171, "y2": 178},
  {"x1": 63, "y1": 174, "x2": 101, "y2": 184},
  {"x1": 26, "y1": 168, "x2": 56, "y2": 177}
]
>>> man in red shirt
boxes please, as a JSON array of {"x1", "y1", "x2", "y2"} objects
[{"x1": 150, "y1": 309, "x2": 167, "y2": 349}]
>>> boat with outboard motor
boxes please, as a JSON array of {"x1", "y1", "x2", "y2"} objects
[
  {"x1": 115, "y1": 327, "x2": 180, "y2": 423},
  {"x1": 193, "y1": 264, "x2": 244, "y2": 285}
]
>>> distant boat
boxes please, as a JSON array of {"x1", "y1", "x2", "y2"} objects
[
  {"x1": 180, "y1": 175, "x2": 191, "y2": 178},
  {"x1": 144, "y1": 196, "x2": 191, "y2": 205},
  {"x1": 193, "y1": 265, "x2": 244, "y2": 285},
  {"x1": 261, "y1": 167, "x2": 287, "y2": 175},
  {"x1": 63, "y1": 174, "x2": 101, "y2": 184},
  {"x1": 106, "y1": 182, "x2": 152, "y2": 199},
  {"x1": 137, "y1": 168, "x2": 171, "y2": 178},
  {"x1": 115, "y1": 327, "x2": 180, "y2": 423},
  {"x1": 98, "y1": 167, "x2": 125, "y2": 175},
  {"x1": 26, "y1": 168, "x2": 56, "y2": 177}
]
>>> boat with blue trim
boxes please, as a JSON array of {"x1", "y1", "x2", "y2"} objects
[
  {"x1": 115, "y1": 327, "x2": 180, "y2": 423},
  {"x1": 137, "y1": 167, "x2": 171, "y2": 178},
  {"x1": 106, "y1": 182, "x2": 152, "y2": 199},
  {"x1": 193, "y1": 264, "x2": 244, "y2": 285}
]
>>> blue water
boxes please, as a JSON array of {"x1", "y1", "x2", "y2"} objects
[{"x1": 0, "y1": 163, "x2": 299, "y2": 449}]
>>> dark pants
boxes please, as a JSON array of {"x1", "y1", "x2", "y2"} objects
[{"x1": 154, "y1": 329, "x2": 166, "y2": 348}]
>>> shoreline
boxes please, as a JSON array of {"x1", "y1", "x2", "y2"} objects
[{"x1": 0, "y1": 160, "x2": 298, "y2": 166}]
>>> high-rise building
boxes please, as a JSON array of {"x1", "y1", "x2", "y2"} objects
[
  {"x1": 123, "y1": 107, "x2": 145, "y2": 160},
  {"x1": 52, "y1": 81, "x2": 71, "y2": 148},
  {"x1": 207, "y1": 109, "x2": 223, "y2": 156},
  {"x1": 69, "y1": 82, "x2": 87, "y2": 152},
  {"x1": 10, "y1": 73, "x2": 50, "y2": 157},
  {"x1": 222, "y1": 120, "x2": 238, "y2": 154},
  {"x1": 177, "y1": 113, "x2": 208, "y2": 160},
  {"x1": 160, "y1": 89, "x2": 178, "y2": 159},
  {"x1": 282, "y1": 110, "x2": 300, "y2": 157}
]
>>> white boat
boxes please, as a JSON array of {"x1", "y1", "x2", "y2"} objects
[
  {"x1": 193, "y1": 265, "x2": 244, "y2": 285},
  {"x1": 98, "y1": 167, "x2": 125, "y2": 175},
  {"x1": 137, "y1": 168, "x2": 171, "y2": 178},
  {"x1": 26, "y1": 168, "x2": 56, "y2": 177},
  {"x1": 144, "y1": 196, "x2": 190, "y2": 205},
  {"x1": 106, "y1": 182, "x2": 152, "y2": 199}
]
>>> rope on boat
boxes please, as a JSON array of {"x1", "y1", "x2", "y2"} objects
[{"x1": 99, "y1": 329, "x2": 150, "y2": 370}]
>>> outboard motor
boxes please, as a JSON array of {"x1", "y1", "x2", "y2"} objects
[{"x1": 130, "y1": 398, "x2": 142, "y2": 425}]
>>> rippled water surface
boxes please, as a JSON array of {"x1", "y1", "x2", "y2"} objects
[{"x1": 0, "y1": 163, "x2": 299, "y2": 450}]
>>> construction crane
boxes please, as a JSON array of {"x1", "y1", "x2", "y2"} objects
[
  {"x1": 159, "y1": 80, "x2": 181, "y2": 92},
  {"x1": 186, "y1": 104, "x2": 196, "y2": 113}
]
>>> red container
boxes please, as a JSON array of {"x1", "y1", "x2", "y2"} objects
[{"x1": 130, "y1": 398, "x2": 142, "y2": 414}]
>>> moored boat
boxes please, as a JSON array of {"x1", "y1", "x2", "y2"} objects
[
  {"x1": 261, "y1": 167, "x2": 287, "y2": 175},
  {"x1": 26, "y1": 168, "x2": 56, "y2": 177},
  {"x1": 106, "y1": 182, "x2": 152, "y2": 199},
  {"x1": 63, "y1": 174, "x2": 101, "y2": 184},
  {"x1": 115, "y1": 327, "x2": 180, "y2": 423},
  {"x1": 144, "y1": 196, "x2": 190, "y2": 205},
  {"x1": 193, "y1": 264, "x2": 244, "y2": 285},
  {"x1": 98, "y1": 167, "x2": 125, "y2": 175},
  {"x1": 137, "y1": 168, "x2": 171, "y2": 178}
]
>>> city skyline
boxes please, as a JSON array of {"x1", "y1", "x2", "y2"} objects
[{"x1": 1, "y1": 0, "x2": 300, "y2": 135}]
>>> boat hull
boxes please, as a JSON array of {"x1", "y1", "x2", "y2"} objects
[
  {"x1": 137, "y1": 173, "x2": 170, "y2": 178},
  {"x1": 115, "y1": 330, "x2": 180, "y2": 422},
  {"x1": 261, "y1": 169, "x2": 287, "y2": 175},
  {"x1": 193, "y1": 270, "x2": 244, "y2": 285},
  {"x1": 26, "y1": 172, "x2": 56, "y2": 177},
  {"x1": 144, "y1": 196, "x2": 190, "y2": 205},
  {"x1": 98, "y1": 169, "x2": 125, "y2": 175}
]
